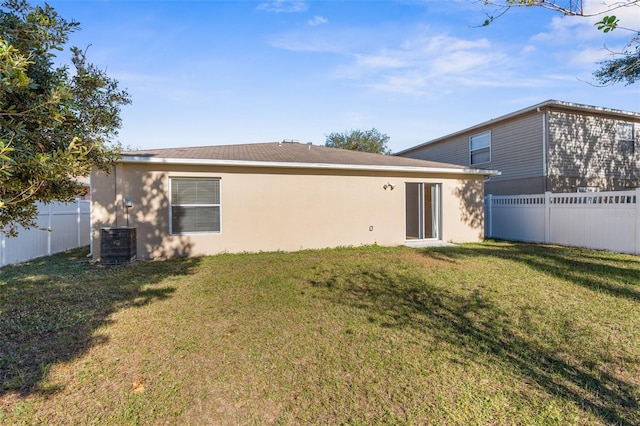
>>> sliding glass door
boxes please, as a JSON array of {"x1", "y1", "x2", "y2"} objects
[{"x1": 405, "y1": 183, "x2": 440, "y2": 240}]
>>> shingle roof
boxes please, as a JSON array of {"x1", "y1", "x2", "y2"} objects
[{"x1": 122, "y1": 142, "x2": 497, "y2": 175}]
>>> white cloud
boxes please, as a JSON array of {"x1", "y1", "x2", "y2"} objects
[
  {"x1": 418, "y1": 36, "x2": 492, "y2": 54},
  {"x1": 583, "y1": 0, "x2": 640, "y2": 20},
  {"x1": 572, "y1": 46, "x2": 612, "y2": 65},
  {"x1": 525, "y1": 0, "x2": 637, "y2": 81},
  {"x1": 336, "y1": 34, "x2": 514, "y2": 95},
  {"x1": 270, "y1": 24, "x2": 539, "y2": 95},
  {"x1": 355, "y1": 52, "x2": 406, "y2": 69},
  {"x1": 308, "y1": 16, "x2": 328, "y2": 26},
  {"x1": 267, "y1": 27, "x2": 369, "y2": 53},
  {"x1": 532, "y1": 0, "x2": 638, "y2": 43},
  {"x1": 267, "y1": 12, "x2": 616, "y2": 97},
  {"x1": 368, "y1": 71, "x2": 429, "y2": 95},
  {"x1": 430, "y1": 50, "x2": 497, "y2": 75},
  {"x1": 268, "y1": 34, "x2": 345, "y2": 53},
  {"x1": 256, "y1": 0, "x2": 308, "y2": 13}
]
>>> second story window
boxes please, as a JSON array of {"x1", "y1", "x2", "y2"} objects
[
  {"x1": 470, "y1": 131, "x2": 491, "y2": 165},
  {"x1": 617, "y1": 122, "x2": 636, "y2": 156}
]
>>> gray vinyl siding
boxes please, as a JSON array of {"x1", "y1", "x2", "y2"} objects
[
  {"x1": 404, "y1": 112, "x2": 544, "y2": 184},
  {"x1": 485, "y1": 176, "x2": 546, "y2": 195},
  {"x1": 488, "y1": 112, "x2": 543, "y2": 182},
  {"x1": 401, "y1": 101, "x2": 640, "y2": 195},
  {"x1": 547, "y1": 110, "x2": 640, "y2": 183},
  {"x1": 404, "y1": 135, "x2": 469, "y2": 165}
]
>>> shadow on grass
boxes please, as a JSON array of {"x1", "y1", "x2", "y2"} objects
[
  {"x1": 0, "y1": 247, "x2": 200, "y2": 398},
  {"x1": 310, "y1": 243, "x2": 639, "y2": 425},
  {"x1": 444, "y1": 242, "x2": 640, "y2": 302}
]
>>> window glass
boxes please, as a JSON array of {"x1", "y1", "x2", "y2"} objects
[
  {"x1": 617, "y1": 122, "x2": 634, "y2": 141},
  {"x1": 470, "y1": 132, "x2": 491, "y2": 165},
  {"x1": 471, "y1": 149, "x2": 491, "y2": 164},
  {"x1": 617, "y1": 122, "x2": 635, "y2": 155},
  {"x1": 470, "y1": 132, "x2": 490, "y2": 151},
  {"x1": 170, "y1": 178, "x2": 221, "y2": 234}
]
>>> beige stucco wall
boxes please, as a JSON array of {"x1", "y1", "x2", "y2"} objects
[{"x1": 91, "y1": 163, "x2": 485, "y2": 260}]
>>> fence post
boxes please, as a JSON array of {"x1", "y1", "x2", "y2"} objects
[
  {"x1": 76, "y1": 198, "x2": 81, "y2": 248},
  {"x1": 544, "y1": 192, "x2": 551, "y2": 244},
  {"x1": 1, "y1": 231, "x2": 5, "y2": 267},
  {"x1": 485, "y1": 194, "x2": 493, "y2": 238},
  {"x1": 47, "y1": 203, "x2": 53, "y2": 256},
  {"x1": 635, "y1": 188, "x2": 640, "y2": 255}
]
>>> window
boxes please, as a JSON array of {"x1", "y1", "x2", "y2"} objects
[
  {"x1": 470, "y1": 131, "x2": 491, "y2": 165},
  {"x1": 577, "y1": 187, "x2": 599, "y2": 193},
  {"x1": 617, "y1": 122, "x2": 636, "y2": 156},
  {"x1": 170, "y1": 178, "x2": 221, "y2": 234}
]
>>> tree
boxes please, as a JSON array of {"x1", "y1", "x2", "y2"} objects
[
  {"x1": 325, "y1": 128, "x2": 391, "y2": 154},
  {"x1": 480, "y1": 0, "x2": 639, "y2": 85},
  {"x1": 0, "y1": 0, "x2": 130, "y2": 235},
  {"x1": 592, "y1": 14, "x2": 639, "y2": 85}
]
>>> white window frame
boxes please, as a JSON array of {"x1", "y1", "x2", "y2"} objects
[
  {"x1": 469, "y1": 131, "x2": 491, "y2": 165},
  {"x1": 617, "y1": 122, "x2": 636, "y2": 156},
  {"x1": 169, "y1": 177, "x2": 221, "y2": 235},
  {"x1": 405, "y1": 182, "x2": 441, "y2": 241}
]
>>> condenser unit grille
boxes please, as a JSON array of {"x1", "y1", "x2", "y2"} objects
[{"x1": 101, "y1": 227, "x2": 137, "y2": 265}]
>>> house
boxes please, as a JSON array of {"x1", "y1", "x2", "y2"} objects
[
  {"x1": 397, "y1": 100, "x2": 640, "y2": 195},
  {"x1": 77, "y1": 176, "x2": 91, "y2": 200},
  {"x1": 91, "y1": 141, "x2": 498, "y2": 261}
]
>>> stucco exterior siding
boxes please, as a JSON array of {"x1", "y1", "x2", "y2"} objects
[{"x1": 91, "y1": 164, "x2": 485, "y2": 260}]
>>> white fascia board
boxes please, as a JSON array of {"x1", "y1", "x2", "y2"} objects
[{"x1": 121, "y1": 155, "x2": 501, "y2": 177}]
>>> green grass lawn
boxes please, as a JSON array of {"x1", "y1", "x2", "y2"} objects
[{"x1": 1, "y1": 242, "x2": 638, "y2": 425}]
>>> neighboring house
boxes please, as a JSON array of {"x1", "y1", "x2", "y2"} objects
[
  {"x1": 91, "y1": 141, "x2": 498, "y2": 261},
  {"x1": 397, "y1": 100, "x2": 640, "y2": 195}
]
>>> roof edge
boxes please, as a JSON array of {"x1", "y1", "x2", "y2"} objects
[
  {"x1": 120, "y1": 155, "x2": 501, "y2": 176},
  {"x1": 396, "y1": 99, "x2": 640, "y2": 155}
]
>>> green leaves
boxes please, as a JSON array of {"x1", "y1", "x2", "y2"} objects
[
  {"x1": 0, "y1": 38, "x2": 31, "y2": 93},
  {"x1": 325, "y1": 128, "x2": 392, "y2": 155},
  {"x1": 594, "y1": 44, "x2": 640, "y2": 86},
  {"x1": 0, "y1": 0, "x2": 130, "y2": 235},
  {"x1": 479, "y1": 2, "x2": 638, "y2": 86},
  {"x1": 596, "y1": 15, "x2": 619, "y2": 33},
  {"x1": 593, "y1": 14, "x2": 640, "y2": 85}
]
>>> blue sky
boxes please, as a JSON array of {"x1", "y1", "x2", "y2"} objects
[{"x1": 48, "y1": 0, "x2": 640, "y2": 153}]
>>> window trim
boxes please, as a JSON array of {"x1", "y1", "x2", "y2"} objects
[
  {"x1": 617, "y1": 121, "x2": 636, "y2": 156},
  {"x1": 469, "y1": 131, "x2": 491, "y2": 165},
  {"x1": 169, "y1": 177, "x2": 222, "y2": 235}
]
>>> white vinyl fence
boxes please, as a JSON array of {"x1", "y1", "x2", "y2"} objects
[
  {"x1": 0, "y1": 199, "x2": 91, "y2": 267},
  {"x1": 485, "y1": 189, "x2": 640, "y2": 255}
]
